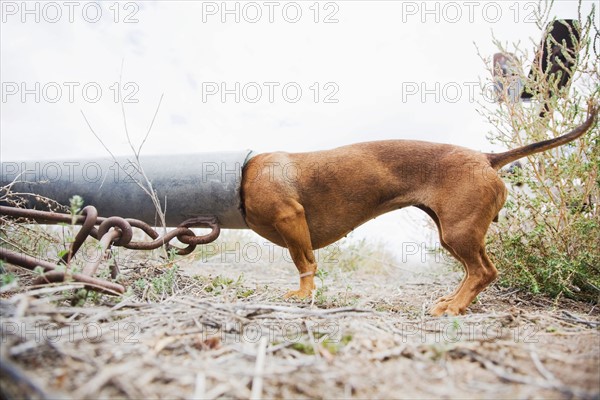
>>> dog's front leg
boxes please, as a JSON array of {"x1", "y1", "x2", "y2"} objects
[{"x1": 273, "y1": 200, "x2": 317, "y2": 299}]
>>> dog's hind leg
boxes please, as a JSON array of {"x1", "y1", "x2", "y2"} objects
[
  {"x1": 429, "y1": 217, "x2": 498, "y2": 316},
  {"x1": 272, "y1": 200, "x2": 318, "y2": 299},
  {"x1": 416, "y1": 205, "x2": 467, "y2": 302}
]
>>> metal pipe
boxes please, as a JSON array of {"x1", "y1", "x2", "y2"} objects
[{"x1": 1, "y1": 151, "x2": 255, "y2": 228}]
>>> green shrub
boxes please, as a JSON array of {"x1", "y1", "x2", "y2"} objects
[{"x1": 482, "y1": 2, "x2": 599, "y2": 301}]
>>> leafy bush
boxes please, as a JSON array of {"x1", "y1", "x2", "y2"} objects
[{"x1": 482, "y1": 3, "x2": 599, "y2": 301}]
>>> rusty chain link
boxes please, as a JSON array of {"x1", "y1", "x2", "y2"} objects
[{"x1": 0, "y1": 205, "x2": 221, "y2": 295}]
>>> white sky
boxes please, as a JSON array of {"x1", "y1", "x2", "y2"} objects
[{"x1": 1, "y1": 0, "x2": 597, "y2": 252}]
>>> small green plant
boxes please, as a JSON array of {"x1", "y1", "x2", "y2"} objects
[
  {"x1": 291, "y1": 333, "x2": 353, "y2": 356},
  {"x1": 291, "y1": 342, "x2": 315, "y2": 355},
  {"x1": 321, "y1": 338, "x2": 340, "y2": 355},
  {"x1": 71, "y1": 288, "x2": 89, "y2": 306},
  {"x1": 69, "y1": 195, "x2": 84, "y2": 224},
  {"x1": 122, "y1": 286, "x2": 135, "y2": 299},
  {"x1": 314, "y1": 269, "x2": 329, "y2": 304},
  {"x1": 33, "y1": 266, "x2": 45, "y2": 276},
  {"x1": 204, "y1": 275, "x2": 234, "y2": 294},
  {"x1": 199, "y1": 274, "x2": 255, "y2": 298},
  {"x1": 57, "y1": 248, "x2": 70, "y2": 259},
  {"x1": 237, "y1": 288, "x2": 255, "y2": 298},
  {"x1": 151, "y1": 265, "x2": 179, "y2": 296},
  {"x1": 167, "y1": 247, "x2": 178, "y2": 263},
  {"x1": 1, "y1": 271, "x2": 17, "y2": 287},
  {"x1": 447, "y1": 319, "x2": 462, "y2": 343},
  {"x1": 135, "y1": 278, "x2": 147, "y2": 291},
  {"x1": 55, "y1": 195, "x2": 85, "y2": 264},
  {"x1": 337, "y1": 238, "x2": 371, "y2": 271},
  {"x1": 321, "y1": 334, "x2": 353, "y2": 355}
]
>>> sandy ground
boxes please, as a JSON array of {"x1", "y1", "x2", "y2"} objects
[{"x1": 1, "y1": 233, "x2": 599, "y2": 399}]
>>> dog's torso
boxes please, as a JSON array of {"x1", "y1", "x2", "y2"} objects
[{"x1": 242, "y1": 140, "x2": 503, "y2": 249}]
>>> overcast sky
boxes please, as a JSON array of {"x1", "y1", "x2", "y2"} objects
[{"x1": 1, "y1": 0, "x2": 597, "y2": 251}]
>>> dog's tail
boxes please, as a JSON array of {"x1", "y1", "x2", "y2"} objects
[{"x1": 487, "y1": 104, "x2": 598, "y2": 170}]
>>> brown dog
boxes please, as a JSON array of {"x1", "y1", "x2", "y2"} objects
[{"x1": 241, "y1": 105, "x2": 598, "y2": 316}]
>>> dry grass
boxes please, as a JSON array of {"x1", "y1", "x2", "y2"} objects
[{"x1": 1, "y1": 233, "x2": 598, "y2": 399}]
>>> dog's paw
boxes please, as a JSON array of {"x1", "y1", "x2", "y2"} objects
[
  {"x1": 429, "y1": 301, "x2": 464, "y2": 317},
  {"x1": 283, "y1": 289, "x2": 313, "y2": 300}
]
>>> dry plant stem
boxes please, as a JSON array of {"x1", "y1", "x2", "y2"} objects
[
  {"x1": 250, "y1": 337, "x2": 268, "y2": 400},
  {"x1": 118, "y1": 64, "x2": 167, "y2": 230},
  {"x1": 80, "y1": 64, "x2": 167, "y2": 255}
]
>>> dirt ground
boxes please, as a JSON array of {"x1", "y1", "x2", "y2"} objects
[{"x1": 1, "y1": 234, "x2": 599, "y2": 399}]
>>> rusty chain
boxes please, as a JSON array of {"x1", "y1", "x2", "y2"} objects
[{"x1": 0, "y1": 205, "x2": 220, "y2": 295}]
